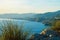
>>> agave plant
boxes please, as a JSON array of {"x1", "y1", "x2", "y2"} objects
[{"x1": 0, "y1": 22, "x2": 30, "y2": 40}]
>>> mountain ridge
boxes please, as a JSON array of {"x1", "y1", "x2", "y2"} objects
[{"x1": 0, "y1": 10, "x2": 60, "y2": 22}]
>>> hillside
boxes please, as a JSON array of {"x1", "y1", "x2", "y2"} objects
[{"x1": 0, "y1": 10, "x2": 60, "y2": 23}]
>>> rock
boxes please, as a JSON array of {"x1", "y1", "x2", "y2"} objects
[{"x1": 29, "y1": 29, "x2": 60, "y2": 40}]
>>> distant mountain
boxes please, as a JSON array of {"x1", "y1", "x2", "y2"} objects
[
  {"x1": 0, "y1": 13, "x2": 36, "y2": 19},
  {"x1": 34, "y1": 10, "x2": 60, "y2": 22},
  {"x1": 0, "y1": 10, "x2": 60, "y2": 23}
]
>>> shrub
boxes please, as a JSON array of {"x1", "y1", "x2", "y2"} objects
[{"x1": 51, "y1": 20, "x2": 60, "y2": 32}]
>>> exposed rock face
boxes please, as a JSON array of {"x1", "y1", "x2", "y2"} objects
[{"x1": 29, "y1": 29, "x2": 60, "y2": 40}]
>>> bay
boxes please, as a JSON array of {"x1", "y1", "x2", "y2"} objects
[{"x1": 0, "y1": 18, "x2": 46, "y2": 35}]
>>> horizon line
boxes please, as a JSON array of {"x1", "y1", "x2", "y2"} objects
[{"x1": 0, "y1": 10, "x2": 60, "y2": 14}]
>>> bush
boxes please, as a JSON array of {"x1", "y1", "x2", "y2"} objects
[{"x1": 51, "y1": 20, "x2": 60, "y2": 32}]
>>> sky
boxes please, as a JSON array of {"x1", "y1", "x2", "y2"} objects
[{"x1": 0, "y1": 0, "x2": 60, "y2": 14}]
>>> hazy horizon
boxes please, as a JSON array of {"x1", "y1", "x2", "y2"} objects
[
  {"x1": 0, "y1": 0, "x2": 60, "y2": 14},
  {"x1": 0, "y1": 10, "x2": 60, "y2": 14}
]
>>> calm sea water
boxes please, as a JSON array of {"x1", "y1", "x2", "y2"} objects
[{"x1": 0, "y1": 18, "x2": 46, "y2": 34}]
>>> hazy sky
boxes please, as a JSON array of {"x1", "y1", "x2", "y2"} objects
[{"x1": 0, "y1": 0, "x2": 60, "y2": 14}]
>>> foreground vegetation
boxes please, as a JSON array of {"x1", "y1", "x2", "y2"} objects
[
  {"x1": 0, "y1": 22, "x2": 30, "y2": 40},
  {"x1": 0, "y1": 18, "x2": 60, "y2": 40},
  {"x1": 30, "y1": 18, "x2": 60, "y2": 40},
  {"x1": 51, "y1": 20, "x2": 60, "y2": 33}
]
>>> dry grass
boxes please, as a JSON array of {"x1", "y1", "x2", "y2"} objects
[{"x1": 0, "y1": 22, "x2": 30, "y2": 40}]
